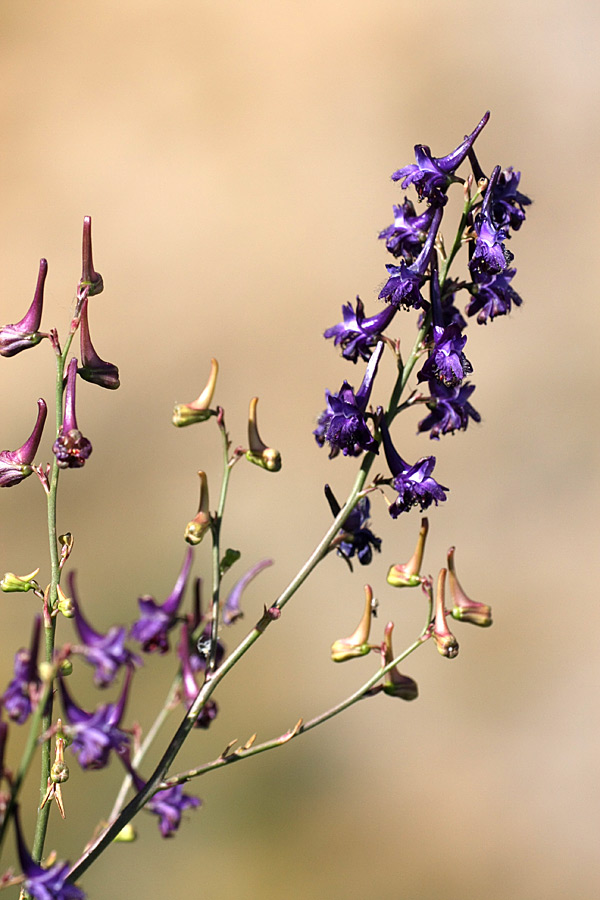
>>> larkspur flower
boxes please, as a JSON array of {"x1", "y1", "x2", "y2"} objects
[
  {"x1": 490, "y1": 167, "x2": 531, "y2": 232},
  {"x1": 0, "y1": 398, "x2": 47, "y2": 487},
  {"x1": 325, "y1": 485, "x2": 381, "y2": 566},
  {"x1": 0, "y1": 258, "x2": 48, "y2": 357},
  {"x1": 14, "y1": 804, "x2": 85, "y2": 900},
  {"x1": 68, "y1": 571, "x2": 140, "y2": 687},
  {"x1": 314, "y1": 341, "x2": 384, "y2": 457},
  {"x1": 324, "y1": 297, "x2": 396, "y2": 363},
  {"x1": 417, "y1": 323, "x2": 472, "y2": 388},
  {"x1": 131, "y1": 548, "x2": 194, "y2": 653},
  {"x1": 378, "y1": 197, "x2": 436, "y2": 260},
  {"x1": 465, "y1": 267, "x2": 522, "y2": 324},
  {"x1": 78, "y1": 301, "x2": 120, "y2": 389},
  {"x1": 417, "y1": 381, "x2": 481, "y2": 440},
  {"x1": 378, "y1": 205, "x2": 443, "y2": 310},
  {"x1": 392, "y1": 112, "x2": 490, "y2": 204},
  {"x1": 121, "y1": 752, "x2": 202, "y2": 837},
  {"x1": 469, "y1": 166, "x2": 514, "y2": 277},
  {"x1": 380, "y1": 414, "x2": 447, "y2": 517},
  {"x1": 52, "y1": 358, "x2": 92, "y2": 469},
  {"x1": 2, "y1": 616, "x2": 41, "y2": 724}
]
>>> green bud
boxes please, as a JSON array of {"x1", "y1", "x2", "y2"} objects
[{"x1": 1, "y1": 568, "x2": 40, "y2": 592}]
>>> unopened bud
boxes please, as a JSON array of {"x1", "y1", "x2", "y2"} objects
[
  {"x1": 56, "y1": 585, "x2": 75, "y2": 618},
  {"x1": 51, "y1": 761, "x2": 69, "y2": 784},
  {"x1": 431, "y1": 568, "x2": 459, "y2": 659},
  {"x1": 246, "y1": 397, "x2": 281, "y2": 472},
  {"x1": 173, "y1": 359, "x2": 218, "y2": 426},
  {"x1": 184, "y1": 471, "x2": 211, "y2": 545},
  {"x1": 59, "y1": 659, "x2": 73, "y2": 676},
  {"x1": 80, "y1": 216, "x2": 104, "y2": 296},
  {"x1": 331, "y1": 585, "x2": 374, "y2": 662},
  {"x1": 1, "y1": 568, "x2": 40, "y2": 592},
  {"x1": 114, "y1": 823, "x2": 137, "y2": 843},
  {"x1": 387, "y1": 517, "x2": 428, "y2": 587},
  {"x1": 447, "y1": 546, "x2": 492, "y2": 627},
  {"x1": 381, "y1": 622, "x2": 418, "y2": 700}
]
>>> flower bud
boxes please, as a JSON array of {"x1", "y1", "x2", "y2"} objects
[
  {"x1": 56, "y1": 585, "x2": 75, "y2": 618},
  {"x1": 246, "y1": 397, "x2": 281, "y2": 472},
  {"x1": 431, "y1": 568, "x2": 459, "y2": 658},
  {"x1": 172, "y1": 359, "x2": 218, "y2": 426},
  {"x1": 447, "y1": 546, "x2": 492, "y2": 627},
  {"x1": 0, "y1": 568, "x2": 40, "y2": 592},
  {"x1": 114, "y1": 823, "x2": 137, "y2": 843},
  {"x1": 387, "y1": 517, "x2": 429, "y2": 587},
  {"x1": 0, "y1": 259, "x2": 47, "y2": 357},
  {"x1": 59, "y1": 659, "x2": 73, "y2": 676},
  {"x1": 52, "y1": 358, "x2": 92, "y2": 469},
  {"x1": 78, "y1": 301, "x2": 120, "y2": 389},
  {"x1": 0, "y1": 398, "x2": 47, "y2": 487},
  {"x1": 331, "y1": 584, "x2": 374, "y2": 662},
  {"x1": 79, "y1": 216, "x2": 103, "y2": 296},
  {"x1": 184, "y1": 471, "x2": 211, "y2": 545},
  {"x1": 381, "y1": 622, "x2": 418, "y2": 700}
]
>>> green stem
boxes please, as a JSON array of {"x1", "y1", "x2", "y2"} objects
[{"x1": 208, "y1": 422, "x2": 234, "y2": 672}]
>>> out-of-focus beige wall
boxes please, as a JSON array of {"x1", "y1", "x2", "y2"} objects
[{"x1": 0, "y1": 1, "x2": 598, "y2": 898}]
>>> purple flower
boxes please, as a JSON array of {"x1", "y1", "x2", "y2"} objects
[
  {"x1": 324, "y1": 297, "x2": 396, "y2": 363},
  {"x1": 380, "y1": 415, "x2": 447, "y2": 517},
  {"x1": 131, "y1": 548, "x2": 194, "y2": 653},
  {"x1": 392, "y1": 112, "x2": 490, "y2": 204},
  {"x1": 490, "y1": 167, "x2": 531, "y2": 232},
  {"x1": 68, "y1": 571, "x2": 140, "y2": 687},
  {"x1": 379, "y1": 205, "x2": 443, "y2": 310},
  {"x1": 0, "y1": 398, "x2": 47, "y2": 487},
  {"x1": 52, "y1": 358, "x2": 92, "y2": 469},
  {"x1": 417, "y1": 324, "x2": 472, "y2": 388},
  {"x1": 58, "y1": 667, "x2": 132, "y2": 769},
  {"x1": 78, "y1": 301, "x2": 119, "y2": 390},
  {"x1": 469, "y1": 167, "x2": 514, "y2": 277},
  {"x1": 0, "y1": 259, "x2": 47, "y2": 357},
  {"x1": 378, "y1": 198, "x2": 436, "y2": 260},
  {"x1": 314, "y1": 342, "x2": 384, "y2": 458},
  {"x1": 325, "y1": 485, "x2": 381, "y2": 566},
  {"x1": 147, "y1": 784, "x2": 201, "y2": 837},
  {"x1": 417, "y1": 381, "x2": 481, "y2": 440},
  {"x1": 465, "y1": 268, "x2": 522, "y2": 324},
  {"x1": 14, "y1": 804, "x2": 85, "y2": 899},
  {"x1": 3, "y1": 616, "x2": 41, "y2": 723},
  {"x1": 222, "y1": 558, "x2": 274, "y2": 625}
]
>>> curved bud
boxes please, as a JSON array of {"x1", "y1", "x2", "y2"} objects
[
  {"x1": 0, "y1": 398, "x2": 47, "y2": 487},
  {"x1": 172, "y1": 359, "x2": 218, "y2": 426},
  {"x1": 246, "y1": 397, "x2": 281, "y2": 472},
  {"x1": 56, "y1": 584, "x2": 75, "y2": 618},
  {"x1": 432, "y1": 568, "x2": 459, "y2": 658},
  {"x1": 447, "y1": 546, "x2": 492, "y2": 627},
  {"x1": 53, "y1": 359, "x2": 92, "y2": 469},
  {"x1": 184, "y1": 471, "x2": 211, "y2": 545},
  {"x1": 331, "y1": 584, "x2": 374, "y2": 662},
  {"x1": 0, "y1": 259, "x2": 47, "y2": 357},
  {"x1": 80, "y1": 216, "x2": 104, "y2": 296},
  {"x1": 381, "y1": 622, "x2": 418, "y2": 700},
  {"x1": 387, "y1": 517, "x2": 429, "y2": 587},
  {"x1": 1, "y1": 568, "x2": 40, "y2": 593},
  {"x1": 78, "y1": 301, "x2": 120, "y2": 389}
]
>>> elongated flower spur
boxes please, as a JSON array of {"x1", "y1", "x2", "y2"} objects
[
  {"x1": 0, "y1": 258, "x2": 48, "y2": 357},
  {"x1": 52, "y1": 358, "x2": 92, "y2": 469}
]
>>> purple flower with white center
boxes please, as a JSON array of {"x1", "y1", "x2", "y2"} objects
[
  {"x1": 466, "y1": 267, "x2": 523, "y2": 324},
  {"x1": 131, "y1": 547, "x2": 194, "y2": 653},
  {"x1": 58, "y1": 666, "x2": 132, "y2": 769},
  {"x1": 469, "y1": 167, "x2": 514, "y2": 277},
  {"x1": 392, "y1": 112, "x2": 490, "y2": 204},
  {"x1": 417, "y1": 381, "x2": 481, "y2": 440},
  {"x1": 68, "y1": 571, "x2": 140, "y2": 687},
  {"x1": 0, "y1": 398, "x2": 47, "y2": 487},
  {"x1": 325, "y1": 485, "x2": 381, "y2": 566},
  {"x1": 418, "y1": 323, "x2": 472, "y2": 388},
  {"x1": 52, "y1": 358, "x2": 92, "y2": 469},
  {"x1": 378, "y1": 197, "x2": 436, "y2": 260},
  {"x1": 3, "y1": 616, "x2": 41, "y2": 723},
  {"x1": 0, "y1": 259, "x2": 48, "y2": 357},
  {"x1": 177, "y1": 623, "x2": 219, "y2": 728},
  {"x1": 491, "y1": 167, "x2": 531, "y2": 232},
  {"x1": 222, "y1": 558, "x2": 274, "y2": 625},
  {"x1": 380, "y1": 414, "x2": 448, "y2": 517},
  {"x1": 324, "y1": 297, "x2": 397, "y2": 363},
  {"x1": 314, "y1": 341, "x2": 384, "y2": 458},
  {"x1": 14, "y1": 804, "x2": 85, "y2": 900},
  {"x1": 379, "y1": 205, "x2": 443, "y2": 310}
]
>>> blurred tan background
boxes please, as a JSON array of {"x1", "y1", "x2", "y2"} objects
[{"x1": 0, "y1": 0, "x2": 598, "y2": 898}]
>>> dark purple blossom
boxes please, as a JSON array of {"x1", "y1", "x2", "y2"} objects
[
  {"x1": 78, "y1": 301, "x2": 119, "y2": 390},
  {"x1": 52, "y1": 358, "x2": 92, "y2": 469},
  {"x1": 380, "y1": 415, "x2": 447, "y2": 517},
  {"x1": 58, "y1": 667, "x2": 132, "y2": 769},
  {"x1": 147, "y1": 784, "x2": 201, "y2": 837},
  {"x1": 469, "y1": 167, "x2": 514, "y2": 277},
  {"x1": 392, "y1": 112, "x2": 490, "y2": 204},
  {"x1": 378, "y1": 197, "x2": 436, "y2": 260},
  {"x1": 222, "y1": 559, "x2": 274, "y2": 625},
  {"x1": 324, "y1": 297, "x2": 396, "y2": 363},
  {"x1": 130, "y1": 548, "x2": 194, "y2": 653},
  {"x1": 491, "y1": 167, "x2": 531, "y2": 232},
  {"x1": 325, "y1": 485, "x2": 381, "y2": 566},
  {"x1": 3, "y1": 616, "x2": 41, "y2": 723},
  {"x1": 418, "y1": 381, "x2": 481, "y2": 440},
  {"x1": 0, "y1": 259, "x2": 47, "y2": 357},
  {"x1": 0, "y1": 398, "x2": 47, "y2": 487},
  {"x1": 418, "y1": 324, "x2": 472, "y2": 388},
  {"x1": 14, "y1": 804, "x2": 85, "y2": 900},
  {"x1": 465, "y1": 268, "x2": 522, "y2": 324},
  {"x1": 68, "y1": 571, "x2": 140, "y2": 687},
  {"x1": 378, "y1": 205, "x2": 443, "y2": 310},
  {"x1": 314, "y1": 341, "x2": 384, "y2": 458}
]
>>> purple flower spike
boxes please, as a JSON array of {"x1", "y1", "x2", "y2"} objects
[
  {"x1": 52, "y1": 358, "x2": 92, "y2": 469},
  {"x1": 79, "y1": 216, "x2": 103, "y2": 296},
  {"x1": 3, "y1": 615, "x2": 42, "y2": 723},
  {"x1": 378, "y1": 205, "x2": 443, "y2": 310},
  {"x1": 69, "y1": 571, "x2": 140, "y2": 687},
  {"x1": 378, "y1": 197, "x2": 436, "y2": 260},
  {"x1": 469, "y1": 166, "x2": 514, "y2": 277},
  {"x1": 466, "y1": 268, "x2": 522, "y2": 324},
  {"x1": 131, "y1": 548, "x2": 194, "y2": 653},
  {"x1": 58, "y1": 666, "x2": 133, "y2": 769},
  {"x1": 0, "y1": 398, "x2": 47, "y2": 487},
  {"x1": 14, "y1": 804, "x2": 86, "y2": 900},
  {"x1": 418, "y1": 381, "x2": 481, "y2": 440},
  {"x1": 0, "y1": 259, "x2": 48, "y2": 357},
  {"x1": 78, "y1": 302, "x2": 120, "y2": 389},
  {"x1": 314, "y1": 341, "x2": 384, "y2": 458},
  {"x1": 392, "y1": 112, "x2": 490, "y2": 203},
  {"x1": 417, "y1": 323, "x2": 472, "y2": 388},
  {"x1": 379, "y1": 415, "x2": 448, "y2": 517},
  {"x1": 222, "y1": 558, "x2": 274, "y2": 625},
  {"x1": 324, "y1": 298, "x2": 397, "y2": 363}
]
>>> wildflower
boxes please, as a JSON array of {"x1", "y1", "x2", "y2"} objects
[
  {"x1": 378, "y1": 205, "x2": 443, "y2": 310},
  {"x1": 378, "y1": 197, "x2": 436, "y2": 260},
  {"x1": 430, "y1": 569, "x2": 459, "y2": 658},
  {"x1": 0, "y1": 258, "x2": 48, "y2": 357},
  {"x1": 14, "y1": 803, "x2": 85, "y2": 899},
  {"x1": 381, "y1": 622, "x2": 418, "y2": 700},
  {"x1": 78, "y1": 301, "x2": 120, "y2": 389},
  {"x1": 52, "y1": 358, "x2": 92, "y2": 469},
  {"x1": 2, "y1": 616, "x2": 41, "y2": 724},
  {"x1": 314, "y1": 341, "x2": 384, "y2": 458},
  {"x1": 447, "y1": 546, "x2": 492, "y2": 626},
  {"x1": 469, "y1": 166, "x2": 514, "y2": 277},
  {"x1": 465, "y1": 268, "x2": 522, "y2": 324},
  {"x1": 490, "y1": 167, "x2": 531, "y2": 232},
  {"x1": 380, "y1": 415, "x2": 447, "y2": 517},
  {"x1": 417, "y1": 323, "x2": 472, "y2": 388},
  {"x1": 68, "y1": 571, "x2": 140, "y2": 687},
  {"x1": 0, "y1": 398, "x2": 47, "y2": 487},
  {"x1": 324, "y1": 297, "x2": 396, "y2": 363},
  {"x1": 325, "y1": 485, "x2": 381, "y2": 567},
  {"x1": 130, "y1": 548, "x2": 194, "y2": 653},
  {"x1": 393, "y1": 111, "x2": 490, "y2": 204},
  {"x1": 222, "y1": 558, "x2": 274, "y2": 625},
  {"x1": 246, "y1": 397, "x2": 281, "y2": 471},
  {"x1": 172, "y1": 359, "x2": 218, "y2": 426},
  {"x1": 387, "y1": 517, "x2": 428, "y2": 587},
  {"x1": 331, "y1": 585, "x2": 375, "y2": 662},
  {"x1": 417, "y1": 381, "x2": 481, "y2": 440},
  {"x1": 121, "y1": 750, "x2": 201, "y2": 837}
]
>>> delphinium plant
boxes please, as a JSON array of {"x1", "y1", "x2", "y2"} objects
[{"x1": 0, "y1": 111, "x2": 529, "y2": 898}]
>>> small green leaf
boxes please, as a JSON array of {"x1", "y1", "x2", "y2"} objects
[{"x1": 220, "y1": 548, "x2": 241, "y2": 577}]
